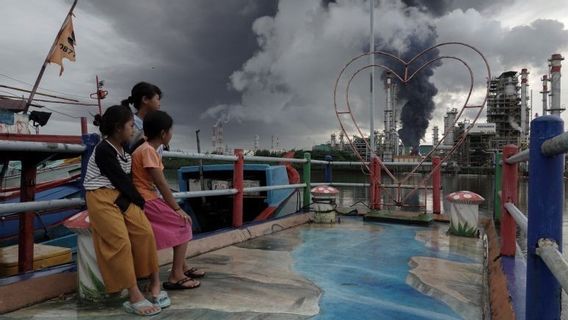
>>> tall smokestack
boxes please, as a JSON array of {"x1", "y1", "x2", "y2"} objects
[
  {"x1": 384, "y1": 72, "x2": 394, "y2": 154},
  {"x1": 432, "y1": 125, "x2": 439, "y2": 145},
  {"x1": 443, "y1": 108, "x2": 457, "y2": 146},
  {"x1": 541, "y1": 75, "x2": 549, "y2": 116},
  {"x1": 520, "y1": 68, "x2": 529, "y2": 136},
  {"x1": 549, "y1": 54, "x2": 565, "y2": 116}
]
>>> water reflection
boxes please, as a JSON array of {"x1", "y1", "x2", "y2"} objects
[{"x1": 166, "y1": 168, "x2": 566, "y2": 252}]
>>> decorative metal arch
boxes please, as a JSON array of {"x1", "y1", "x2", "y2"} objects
[{"x1": 333, "y1": 42, "x2": 492, "y2": 207}]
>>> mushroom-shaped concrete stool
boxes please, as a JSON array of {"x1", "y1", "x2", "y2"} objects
[
  {"x1": 311, "y1": 185, "x2": 339, "y2": 223},
  {"x1": 63, "y1": 210, "x2": 106, "y2": 300},
  {"x1": 446, "y1": 191, "x2": 485, "y2": 237}
]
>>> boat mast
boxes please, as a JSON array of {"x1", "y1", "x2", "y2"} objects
[{"x1": 24, "y1": 0, "x2": 78, "y2": 114}]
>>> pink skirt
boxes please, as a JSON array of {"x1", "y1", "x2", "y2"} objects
[{"x1": 144, "y1": 198, "x2": 192, "y2": 250}]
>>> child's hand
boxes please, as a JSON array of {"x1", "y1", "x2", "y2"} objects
[{"x1": 176, "y1": 208, "x2": 192, "y2": 225}]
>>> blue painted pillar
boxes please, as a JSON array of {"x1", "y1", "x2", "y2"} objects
[
  {"x1": 80, "y1": 133, "x2": 100, "y2": 198},
  {"x1": 324, "y1": 155, "x2": 332, "y2": 183},
  {"x1": 526, "y1": 115, "x2": 564, "y2": 320}
]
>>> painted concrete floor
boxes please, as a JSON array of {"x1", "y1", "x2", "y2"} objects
[{"x1": 3, "y1": 217, "x2": 484, "y2": 319}]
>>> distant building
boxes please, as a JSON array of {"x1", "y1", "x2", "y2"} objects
[
  {"x1": 454, "y1": 122, "x2": 496, "y2": 167},
  {"x1": 487, "y1": 71, "x2": 522, "y2": 149}
]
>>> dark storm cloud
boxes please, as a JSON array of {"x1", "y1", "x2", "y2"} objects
[
  {"x1": 401, "y1": 0, "x2": 514, "y2": 17},
  {"x1": 79, "y1": 0, "x2": 278, "y2": 147},
  {"x1": 500, "y1": 19, "x2": 568, "y2": 68}
]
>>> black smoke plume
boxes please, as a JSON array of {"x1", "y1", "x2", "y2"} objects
[{"x1": 395, "y1": 31, "x2": 441, "y2": 149}]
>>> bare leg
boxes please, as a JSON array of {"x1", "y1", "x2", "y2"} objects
[
  {"x1": 170, "y1": 242, "x2": 188, "y2": 280},
  {"x1": 168, "y1": 242, "x2": 199, "y2": 288}
]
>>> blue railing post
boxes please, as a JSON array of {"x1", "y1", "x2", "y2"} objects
[
  {"x1": 324, "y1": 155, "x2": 332, "y2": 183},
  {"x1": 526, "y1": 115, "x2": 564, "y2": 320}
]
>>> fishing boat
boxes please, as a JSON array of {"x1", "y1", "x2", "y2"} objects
[
  {"x1": 178, "y1": 163, "x2": 301, "y2": 233},
  {"x1": 0, "y1": 159, "x2": 81, "y2": 193}
]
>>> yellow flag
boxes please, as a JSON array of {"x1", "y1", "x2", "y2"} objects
[{"x1": 47, "y1": 16, "x2": 76, "y2": 76}]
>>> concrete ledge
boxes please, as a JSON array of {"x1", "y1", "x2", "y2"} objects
[
  {"x1": 0, "y1": 213, "x2": 312, "y2": 314},
  {"x1": 0, "y1": 271, "x2": 77, "y2": 314},
  {"x1": 158, "y1": 213, "x2": 312, "y2": 265}
]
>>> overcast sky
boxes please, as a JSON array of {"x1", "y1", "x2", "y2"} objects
[{"x1": 1, "y1": 0, "x2": 567, "y2": 152}]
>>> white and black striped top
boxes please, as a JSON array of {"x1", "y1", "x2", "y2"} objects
[{"x1": 83, "y1": 139, "x2": 145, "y2": 211}]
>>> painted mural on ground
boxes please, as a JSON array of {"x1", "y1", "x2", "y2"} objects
[
  {"x1": 4, "y1": 218, "x2": 484, "y2": 320},
  {"x1": 291, "y1": 219, "x2": 480, "y2": 320}
]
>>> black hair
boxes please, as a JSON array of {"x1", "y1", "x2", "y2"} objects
[
  {"x1": 143, "y1": 110, "x2": 173, "y2": 140},
  {"x1": 93, "y1": 105, "x2": 133, "y2": 136},
  {"x1": 120, "y1": 82, "x2": 162, "y2": 110}
]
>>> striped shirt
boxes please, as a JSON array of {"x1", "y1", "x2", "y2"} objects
[
  {"x1": 83, "y1": 139, "x2": 145, "y2": 211},
  {"x1": 84, "y1": 140, "x2": 131, "y2": 190}
]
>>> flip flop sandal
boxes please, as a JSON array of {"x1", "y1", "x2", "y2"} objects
[
  {"x1": 163, "y1": 277, "x2": 201, "y2": 290},
  {"x1": 151, "y1": 290, "x2": 171, "y2": 309},
  {"x1": 123, "y1": 299, "x2": 161, "y2": 316},
  {"x1": 184, "y1": 267, "x2": 206, "y2": 279}
]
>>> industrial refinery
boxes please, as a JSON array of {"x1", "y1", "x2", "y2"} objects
[{"x1": 318, "y1": 53, "x2": 565, "y2": 169}]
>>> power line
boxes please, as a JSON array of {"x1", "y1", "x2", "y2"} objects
[
  {"x1": 37, "y1": 105, "x2": 87, "y2": 119},
  {"x1": 0, "y1": 72, "x2": 91, "y2": 100},
  {"x1": 0, "y1": 84, "x2": 79, "y2": 102},
  {"x1": 0, "y1": 95, "x2": 97, "y2": 107},
  {"x1": 0, "y1": 90, "x2": 20, "y2": 98}
]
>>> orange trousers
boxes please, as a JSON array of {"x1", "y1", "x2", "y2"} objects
[{"x1": 86, "y1": 188, "x2": 158, "y2": 293}]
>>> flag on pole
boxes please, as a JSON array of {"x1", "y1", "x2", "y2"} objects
[
  {"x1": 24, "y1": 0, "x2": 78, "y2": 113},
  {"x1": 47, "y1": 15, "x2": 76, "y2": 76}
]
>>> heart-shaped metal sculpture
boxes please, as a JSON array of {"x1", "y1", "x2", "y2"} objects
[{"x1": 333, "y1": 42, "x2": 491, "y2": 209}]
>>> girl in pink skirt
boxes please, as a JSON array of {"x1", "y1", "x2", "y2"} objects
[{"x1": 131, "y1": 110, "x2": 205, "y2": 290}]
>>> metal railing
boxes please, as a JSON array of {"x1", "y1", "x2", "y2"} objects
[
  {"x1": 496, "y1": 115, "x2": 567, "y2": 319},
  {"x1": 536, "y1": 239, "x2": 568, "y2": 293},
  {"x1": 0, "y1": 130, "x2": 446, "y2": 274},
  {"x1": 0, "y1": 150, "x2": 446, "y2": 218},
  {"x1": 0, "y1": 198, "x2": 85, "y2": 216},
  {"x1": 503, "y1": 202, "x2": 527, "y2": 234},
  {"x1": 0, "y1": 140, "x2": 85, "y2": 154}
]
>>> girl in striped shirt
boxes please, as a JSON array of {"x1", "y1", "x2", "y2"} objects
[{"x1": 84, "y1": 105, "x2": 168, "y2": 316}]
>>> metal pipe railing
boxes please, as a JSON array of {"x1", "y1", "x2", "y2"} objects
[
  {"x1": 331, "y1": 182, "x2": 370, "y2": 187},
  {"x1": 162, "y1": 150, "x2": 448, "y2": 169},
  {"x1": 504, "y1": 202, "x2": 528, "y2": 234},
  {"x1": 536, "y1": 239, "x2": 568, "y2": 293},
  {"x1": 0, "y1": 140, "x2": 85, "y2": 154},
  {"x1": 505, "y1": 148, "x2": 529, "y2": 164},
  {"x1": 162, "y1": 150, "x2": 238, "y2": 161},
  {"x1": 243, "y1": 183, "x2": 306, "y2": 193},
  {"x1": 541, "y1": 131, "x2": 568, "y2": 156},
  {"x1": 0, "y1": 198, "x2": 85, "y2": 216},
  {"x1": 328, "y1": 161, "x2": 369, "y2": 166},
  {"x1": 173, "y1": 189, "x2": 238, "y2": 199},
  {"x1": 244, "y1": 155, "x2": 307, "y2": 163}
]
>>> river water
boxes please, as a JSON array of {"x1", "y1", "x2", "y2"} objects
[{"x1": 166, "y1": 168, "x2": 568, "y2": 251}]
